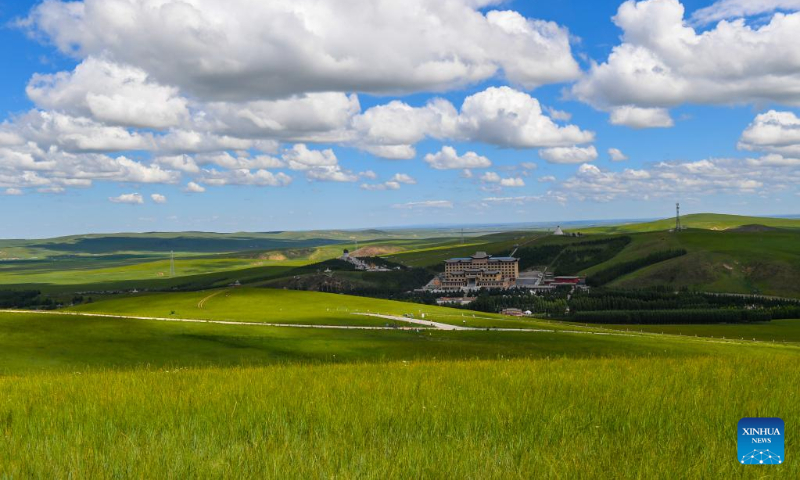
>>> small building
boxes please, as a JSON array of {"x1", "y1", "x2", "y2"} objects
[
  {"x1": 553, "y1": 226, "x2": 565, "y2": 236},
  {"x1": 501, "y1": 308, "x2": 524, "y2": 317}
]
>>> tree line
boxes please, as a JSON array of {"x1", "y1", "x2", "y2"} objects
[
  {"x1": 586, "y1": 249, "x2": 687, "y2": 286},
  {"x1": 570, "y1": 308, "x2": 787, "y2": 325},
  {"x1": 515, "y1": 236, "x2": 631, "y2": 274}
]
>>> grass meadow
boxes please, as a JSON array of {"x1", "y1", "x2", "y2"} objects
[
  {"x1": 3, "y1": 309, "x2": 773, "y2": 374},
  {"x1": 67, "y1": 287, "x2": 549, "y2": 329},
  {"x1": 2, "y1": 355, "x2": 798, "y2": 478},
  {"x1": 596, "y1": 319, "x2": 800, "y2": 344}
]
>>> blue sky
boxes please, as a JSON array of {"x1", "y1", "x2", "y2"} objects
[{"x1": 1, "y1": 0, "x2": 799, "y2": 237}]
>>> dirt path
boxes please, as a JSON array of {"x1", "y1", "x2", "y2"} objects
[
  {"x1": 0, "y1": 309, "x2": 555, "y2": 333},
  {"x1": 355, "y1": 313, "x2": 471, "y2": 330},
  {"x1": 197, "y1": 289, "x2": 227, "y2": 309},
  {"x1": 0, "y1": 309, "x2": 426, "y2": 331},
  {"x1": 0, "y1": 309, "x2": 725, "y2": 341}
]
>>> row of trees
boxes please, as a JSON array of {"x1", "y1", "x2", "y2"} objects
[
  {"x1": 586, "y1": 249, "x2": 687, "y2": 286},
  {"x1": 468, "y1": 294, "x2": 568, "y2": 317},
  {"x1": 551, "y1": 237, "x2": 632, "y2": 275},
  {"x1": 0, "y1": 290, "x2": 92, "y2": 309},
  {"x1": 570, "y1": 289, "x2": 800, "y2": 313},
  {"x1": 515, "y1": 236, "x2": 631, "y2": 274},
  {"x1": 571, "y1": 308, "x2": 778, "y2": 324}
]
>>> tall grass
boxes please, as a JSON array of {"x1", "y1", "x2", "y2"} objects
[{"x1": 2, "y1": 355, "x2": 797, "y2": 478}]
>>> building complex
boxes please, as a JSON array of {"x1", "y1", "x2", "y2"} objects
[{"x1": 435, "y1": 251, "x2": 519, "y2": 290}]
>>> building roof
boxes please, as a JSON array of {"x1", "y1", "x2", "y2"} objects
[
  {"x1": 444, "y1": 258, "x2": 473, "y2": 263},
  {"x1": 446, "y1": 252, "x2": 518, "y2": 263}
]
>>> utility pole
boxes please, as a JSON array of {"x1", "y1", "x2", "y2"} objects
[{"x1": 675, "y1": 203, "x2": 682, "y2": 232}]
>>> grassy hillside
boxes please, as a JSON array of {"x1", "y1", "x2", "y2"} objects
[
  {"x1": 385, "y1": 231, "x2": 544, "y2": 268},
  {"x1": 2, "y1": 354, "x2": 799, "y2": 478},
  {"x1": 597, "y1": 319, "x2": 800, "y2": 343},
  {"x1": 67, "y1": 287, "x2": 537, "y2": 328},
  {"x1": 2, "y1": 308, "x2": 775, "y2": 375},
  {"x1": 3, "y1": 285, "x2": 800, "y2": 477},
  {"x1": 578, "y1": 229, "x2": 800, "y2": 297},
  {"x1": 582, "y1": 213, "x2": 800, "y2": 234}
]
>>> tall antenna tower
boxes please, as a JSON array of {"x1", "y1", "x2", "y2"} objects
[
  {"x1": 170, "y1": 250, "x2": 176, "y2": 277},
  {"x1": 675, "y1": 203, "x2": 682, "y2": 232}
]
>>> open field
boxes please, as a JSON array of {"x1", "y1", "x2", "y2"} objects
[
  {"x1": 1, "y1": 354, "x2": 798, "y2": 478},
  {"x1": 67, "y1": 287, "x2": 553, "y2": 329},
  {"x1": 3, "y1": 216, "x2": 800, "y2": 477},
  {"x1": 3, "y1": 309, "x2": 784, "y2": 375},
  {"x1": 2, "y1": 283, "x2": 800, "y2": 477},
  {"x1": 595, "y1": 319, "x2": 800, "y2": 343}
]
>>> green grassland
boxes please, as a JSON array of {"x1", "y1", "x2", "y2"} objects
[
  {"x1": 0, "y1": 234, "x2": 466, "y2": 292},
  {"x1": 581, "y1": 213, "x2": 800, "y2": 234},
  {"x1": 67, "y1": 287, "x2": 547, "y2": 329},
  {"x1": 3, "y1": 308, "x2": 783, "y2": 375},
  {"x1": 2, "y1": 284, "x2": 800, "y2": 476},
  {"x1": 595, "y1": 319, "x2": 800, "y2": 344},
  {"x1": 577, "y1": 229, "x2": 800, "y2": 297},
  {"x1": 2, "y1": 353, "x2": 798, "y2": 477}
]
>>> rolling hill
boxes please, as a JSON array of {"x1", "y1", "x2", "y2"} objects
[{"x1": 581, "y1": 213, "x2": 800, "y2": 234}]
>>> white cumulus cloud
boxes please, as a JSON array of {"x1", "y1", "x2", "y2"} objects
[
  {"x1": 539, "y1": 145, "x2": 599, "y2": 164},
  {"x1": 184, "y1": 181, "x2": 205, "y2": 193},
  {"x1": 690, "y1": 0, "x2": 800, "y2": 25},
  {"x1": 608, "y1": 148, "x2": 629, "y2": 162},
  {"x1": 424, "y1": 146, "x2": 492, "y2": 170},
  {"x1": 26, "y1": 57, "x2": 189, "y2": 129},
  {"x1": 109, "y1": 193, "x2": 143, "y2": 204},
  {"x1": 23, "y1": 0, "x2": 580, "y2": 100},
  {"x1": 738, "y1": 110, "x2": 800, "y2": 157},
  {"x1": 572, "y1": 0, "x2": 800, "y2": 125}
]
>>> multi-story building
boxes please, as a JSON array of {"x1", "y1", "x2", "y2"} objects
[{"x1": 440, "y1": 251, "x2": 519, "y2": 290}]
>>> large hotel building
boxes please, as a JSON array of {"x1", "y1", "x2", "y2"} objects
[{"x1": 440, "y1": 251, "x2": 519, "y2": 290}]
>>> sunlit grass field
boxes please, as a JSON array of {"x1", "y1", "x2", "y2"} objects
[
  {"x1": 67, "y1": 287, "x2": 550, "y2": 328},
  {"x1": 3, "y1": 217, "x2": 800, "y2": 477},
  {"x1": 0, "y1": 256, "x2": 272, "y2": 286},
  {"x1": 6, "y1": 307, "x2": 793, "y2": 375},
  {"x1": 2, "y1": 286, "x2": 800, "y2": 477},
  {"x1": 595, "y1": 319, "x2": 800, "y2": 344},
  {"x1": 2, "y1": 355, "x2": 798, "y2": 478}
]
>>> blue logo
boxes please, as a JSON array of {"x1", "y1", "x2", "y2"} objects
[{"x1": 738, "y1": 417, "x2": 784, "y2": 465}]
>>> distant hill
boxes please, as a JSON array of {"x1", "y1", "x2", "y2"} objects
[
  {"x1": 578, "y1": 228, "x2": 800, "y2": 298},
  {"x1": 581, "y1": 213, "x2": 800, "y2": 234}
]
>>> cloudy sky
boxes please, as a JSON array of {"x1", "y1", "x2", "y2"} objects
[{"x1": 1, "y1": 0, "x2": 800, "y2": 237}]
